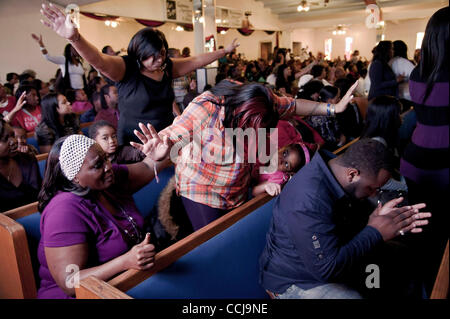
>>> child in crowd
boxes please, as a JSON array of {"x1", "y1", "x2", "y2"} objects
[
  {"x1": 89, "y1": 120, "x2": 145, "y2": 164},
  {"x1": 35, "y1": 92, "x2": 79, "y2": 153},
  {"x1": 307, "y1": 85, "x2": 346, "y2": 151},
  {"x1": 12, "y1": 126, "x2": 39, "y2": 156},
  {"x1": 252, "y1": 120, "x2": 315, "y2": 196},
  {"x1": 71, "y1": 89, "x2": 93, "y2": 114}
]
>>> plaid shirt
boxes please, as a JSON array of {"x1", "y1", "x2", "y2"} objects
[{"x1": 159, "y1": 90, "x2": 296, "y2": 209}]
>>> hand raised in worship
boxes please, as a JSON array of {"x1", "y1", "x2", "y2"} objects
[
  {"x1": 131, "y1": 122, "x2": 171, "y2": 162},
  {"x1": 40, "y1": 3, "x2": 78, "y2": 41},
  {"x1": 368, "y1": 197, "x2": 431, "y2": 241},
  {"x1": 225, "y1": 38, "x2": 240, "y2": 54},
  {"x1": 31, "y1": 33, "x2": 44, "y2": 46},
  {"x1": 12, "y1": 91, "x2": 27, "y2": 112},
  {"x1": 122, "y1": 233, "x2": 155, "y2": 271},
  {"x1": 334, "y1": 81, "x2": 358, "y2": 114}
]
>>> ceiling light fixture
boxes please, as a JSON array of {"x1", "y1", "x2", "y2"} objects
[{"x1": 297, "y1": 1, "x2": 310, "y2": 12}]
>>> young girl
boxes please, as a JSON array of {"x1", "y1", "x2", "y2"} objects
[
  {"x1": 252, "y1": 120, "x2": 315, "y2": 196},
  {"x1": 71, "y1": 89, "x2": 94, "y2": 114},
  {"x1": 12, "y1": 126, "x2": 39, "y2": 156},
  {"x1": 89, "y1": 120, "x2": 145, "y2": 164},
  {"x1": 307, "y1": 85, "x2": 346, "y2": 151},
  {"x1": 35, "y1": 92, "x2": 80, "y2": 153}
]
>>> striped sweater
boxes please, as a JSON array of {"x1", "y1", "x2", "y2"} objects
[{"x1": 400, "y1": 67, "x2": 449, "y2": 190}]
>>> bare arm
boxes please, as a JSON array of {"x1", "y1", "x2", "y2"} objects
[
  {"x1": 45, "y1": 233, "x2": 155, "y2": 296},
  {"x1": 295, "y1": 81, "x2": 358, "y2": 116},
  {"x1": 171, "y1": 39, "x2": 239, "y2": 78},
  {"x1": 39, "y1": 3, "x2": 126, "y2": 82},
  {"x1": 294, "y1": 60, "x2": 317, "y2": 80}
]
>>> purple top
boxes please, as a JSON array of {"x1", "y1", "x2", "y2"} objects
[
  {"x1": 37, "y1": 164, "x2": 144, "y2": 299},
  {"x1": 400, "y1": 67, "x2": 449, "y2": 190}
]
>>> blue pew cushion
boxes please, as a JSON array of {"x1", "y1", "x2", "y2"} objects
[
  {"x1": 127, "y1": 199, "x2": 275, "y2": 299},
  {"x1": 16, "y1": 212, "x2": 42, "y2": 287}
]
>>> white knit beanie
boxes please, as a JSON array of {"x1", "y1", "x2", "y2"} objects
[{"x1": 59, "y1": 134, "x2": 96, "y2": 181}]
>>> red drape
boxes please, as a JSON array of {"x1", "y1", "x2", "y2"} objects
[
  {"x1": 135, "y1": 19, "x2": 165, "y2": 27},
  {"x1": 81, "y1": 12, "x2": 118, "y2": 21},
  {"x1": 237, "y1": 28, "x2": 254, "y2": 36}
]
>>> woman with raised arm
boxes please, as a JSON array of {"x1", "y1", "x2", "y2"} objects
[
  {"x1": 32, "y1": 33, "x2": 86, "y2": 94},
  {"x1": 36, "y1": 128, "x2": 171, "y2": 298},
  {"x1": 40, "y1": 3, "x2": 240, "y2": 145},
  {"x1": 131, "y1": 79, "x2": 358, "y2": 231}
]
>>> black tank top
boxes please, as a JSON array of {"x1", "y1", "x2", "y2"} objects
[{"x1": 116, "y1": 55, "x2": 175, "y2": 145}]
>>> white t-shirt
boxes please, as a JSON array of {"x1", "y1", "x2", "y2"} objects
[
  {"x1": 43, "y1": 54, "x2": 85, "y2": 89},
  {"x1": 389, "y1": 57, "x2": 415, "y2": 101}
]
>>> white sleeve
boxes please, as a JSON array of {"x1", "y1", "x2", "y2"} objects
[{"x1": 43, "y1": 54, "x2": 66, "y2": 65}]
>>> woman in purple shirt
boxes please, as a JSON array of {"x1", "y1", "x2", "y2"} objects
[{"x1": 36, "y1": 125, "x2": 169, "y2": 299}]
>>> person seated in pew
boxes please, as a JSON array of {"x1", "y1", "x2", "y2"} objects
[
  {"x1": 0, "y1": 118, "x2": 41, "y2": 212},
  {"x1": 89, "y1": 120, "x2": 145, "y2": 164},
  {"x1": 307, "y1": 85, "x2": 346, "y2": 151},
  {"x1": 94, "y1": 84, "x2": 119, "y2": 129},
  {"x1": 131, "y1": 79, "x2": 358, "y2": 231},
  {"x1": 252, "y1": 120, "x2": 317, "y2": 197},
  {"x1": 70, "y1": 88, "x2": 94, "y2": 114},
  {"x1": 12, "y1": 126, "x2": 39, "y2": 156},
  {"x1": 259, "y1": 139, "x2": 430, "y2": 299},
  {"x1": 35, "y1": 92, "x2": 80, "y2": 153},
  {"x1": 4, "y1": 84, "x2": 42, "y2": 132},
  {"x1": 36, "y1": 128, "x2": 170, "y2": 299}
]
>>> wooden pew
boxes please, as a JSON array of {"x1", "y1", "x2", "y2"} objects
[
  {"x1": 75, "y1": 141, "x2": 359, "y2": 299},
  {"x1": 430, "y1": 240, "x2": 449, "y2": 299},
  {"x1": 0, "y1": 203, "x2": 39, "y2": 298}
]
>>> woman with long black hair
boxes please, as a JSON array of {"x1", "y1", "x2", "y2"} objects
[
  {"x1": 32, "y1": 34, "x2": 87, "y2": 94},
  {"x1": 399, "y1": 6, "x2": 449, "y2": 296},
  {"x1": 35, "y1": 92, "x2": 79, "y2": 153}
]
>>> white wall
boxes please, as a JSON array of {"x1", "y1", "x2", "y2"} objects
[
  {"x1": 289, "y1": 17, "x2": 430, "y2": 61},
  {"x1": 383, "y1": 18, "x2": 429, "y2": 59},
  {"x1": 217, "y1": 29, "x2": 276, "y2": 61}
]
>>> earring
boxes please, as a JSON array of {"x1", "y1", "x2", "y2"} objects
[{"x1": 136, "y1": 59, "x2": 142, "y2": 69}]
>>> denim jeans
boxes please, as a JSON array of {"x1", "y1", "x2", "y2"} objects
[{"x1": 274, "y1": 283, "x2": 363, "y2": 299}]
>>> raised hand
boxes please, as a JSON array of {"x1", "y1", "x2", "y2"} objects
[
  {"x1": 130, "y1": 122, "x2": 171, "y2": 161},
  {"x1": 368, "y1": 197, "x2": 431, "y2": 241},
  {"x1": 122, "y1": 233, "x2": 155, "y2": 271},
  {"x1": 225, "y1": 38, "x2": 240, "y2": 54},
  {"x1": 335, "y1": 81, "x2": 358, "y2": 113},
  {"x1": 31, "y1": 33, "x2": 44, "y2": 46},
  {"x1": 13, "y1": 91, "x2": 27, "y2": 112},
  {"x1": 40, "y1": 3, "x2": 78, "y2": 40}
]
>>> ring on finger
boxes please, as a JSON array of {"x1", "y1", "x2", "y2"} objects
[{"x1": 399, "y1": 230, "x2": 405, "y2": 236}]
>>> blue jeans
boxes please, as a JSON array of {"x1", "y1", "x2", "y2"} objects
[{"x1": 274, "y1": 284, "x2": 363, "y2": 299}]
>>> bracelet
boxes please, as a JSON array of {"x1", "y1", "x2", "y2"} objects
[
  {"x1": 326, "y1": 103, "x2": 331, "y2": 117},
  {"x1": 330, "y1": 104, "x2": 336, "y2": 117}
]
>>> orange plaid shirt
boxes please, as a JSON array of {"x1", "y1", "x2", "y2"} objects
[{"x1": 159, "y1": 90, "x2": 296, "y2": 209}]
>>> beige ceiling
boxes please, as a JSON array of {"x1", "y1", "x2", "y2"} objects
[{"x1": 255, "y1": 0, "x2": 448, "y2": 26}]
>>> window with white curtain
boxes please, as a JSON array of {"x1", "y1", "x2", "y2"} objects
[
  {"x1": 416, "y1": 32, "x2": 425, "y2": 49},
  {"x1": 324, "y1": 38, "x2": 332, "y2": 60},
  {"x1": 345, "y1": 37, "x2": 353, "y2": 60}
]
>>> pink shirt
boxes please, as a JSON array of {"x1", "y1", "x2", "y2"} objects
[
  {"x1": 11, "y1": 105, "x2": 42, "y2": 132},
  {"x1": 71, "y1": 101, "x2": 93, "y2": 113}
]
